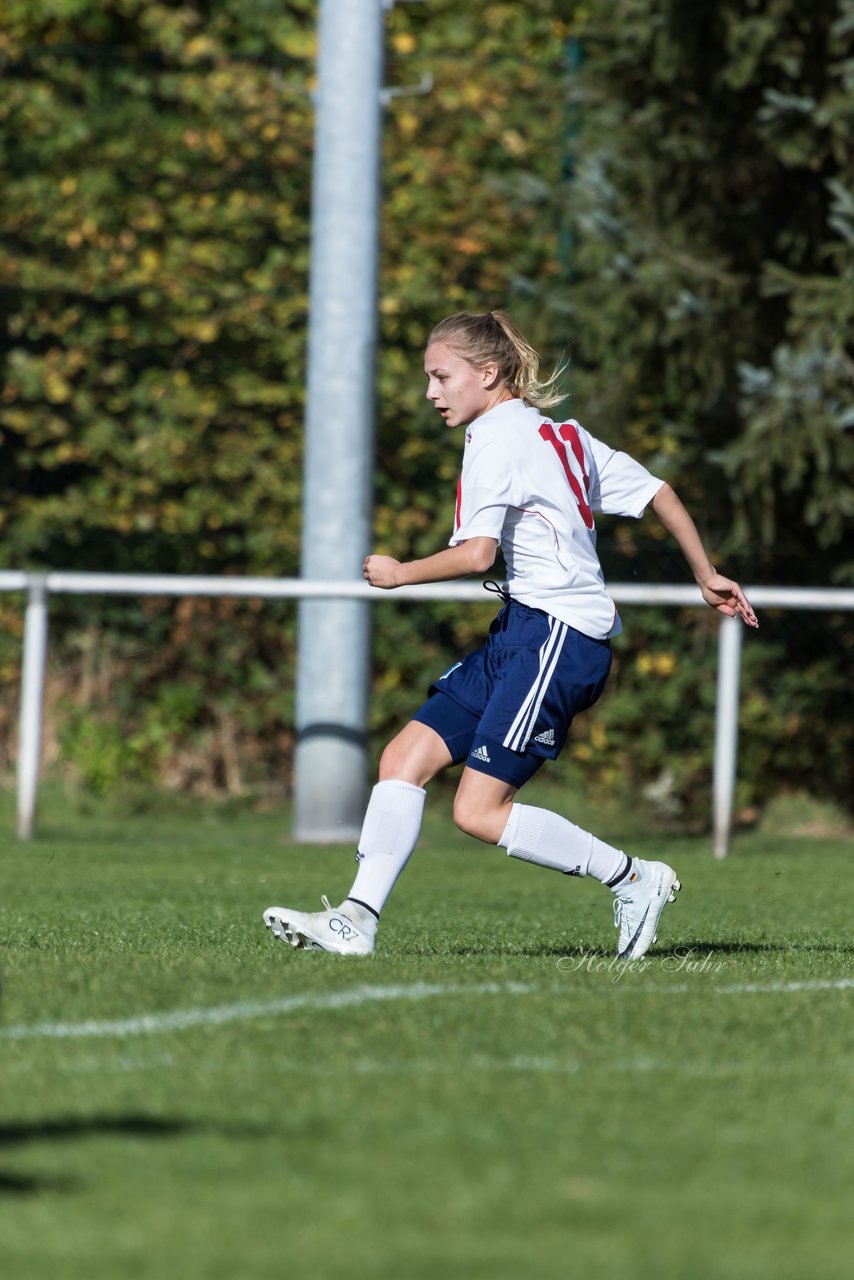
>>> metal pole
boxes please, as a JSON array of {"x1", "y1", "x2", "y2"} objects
[
  {"x1": 293, "y1": 0, "x2": 385, "y2": 841},
  {"x1": 17, "y1": 575, "x2": 49, "y2": 840},
  {"x1": 712, "y1": 615, "x2": 743, "y2": 858}
]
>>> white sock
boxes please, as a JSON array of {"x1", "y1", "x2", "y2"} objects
[
  {"x1": 345, "y1": 779, "x2": 426, "y2": 918},
  {"x1": 498, "y1": 803, "x2": 628, "y2": 885}
]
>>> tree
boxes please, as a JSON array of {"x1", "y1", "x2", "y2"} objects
[
  {"x1": 0, "y1": 0, "x2": 850, "y2": 815},
  {"x1": 527, "y1": 0, "x2": 854, "y2": 814},
  {"x1": 539, "y1": 0, "x2": 854, "y2": 584},
  {"x1": 1, "y1": 0, "x2": 315, "y2": 575}
]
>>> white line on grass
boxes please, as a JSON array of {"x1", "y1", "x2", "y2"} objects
[
  {"x1": 0, "y1": 980, "x2": 532, "y2": 1043},
  {"x1": 643, "y1": 977, "x2": 854, "y2": 996},
  {"x1": 1, "y1": 975, "x2": 851, "y2": 1045},
  {"x1": 711, "y1": 976, "x2": 854, "y2": 995}
]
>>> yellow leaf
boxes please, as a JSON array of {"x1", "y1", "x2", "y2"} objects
[
  {"x1": 502, "y1": 129, "x2": 527, "y2": 157},
  {"x1": 195, "y1": 321, "x2": 220, "y2": 344},
  {"x1": 397, "y1": 111, "x2": 418, "y2": 139},
  {"x1": 186, "y1": 35, "x2": 219, "y2": 59},
  {"x1": 44, "y1": 372, "x2": 71, "y2": 404}
]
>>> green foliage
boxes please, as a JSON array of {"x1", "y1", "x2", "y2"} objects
[
  {"x1": 1, "y1": 0, "x2": 851, "y2": 816},
  {"x1": 377, "y1": 1, "x2": 569, "y2": 557},
  {"x1": 539, "y1": 0, "x2": 854, "y2": 583},
  {"x1": 0, "y1": 0, "x2": 311, "y2": 574},
  {"x1": 570, "y1": 606, "x2": 854, "y2": 826},
  {"x1": 48, "y1": 596, "x2": 297, "y2": 797}
]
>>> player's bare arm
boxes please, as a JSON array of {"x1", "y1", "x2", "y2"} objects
[
  {"x1": 651, "y1": 483, "x2": 758, "y2": 628},
  {"x1": 364, "y1": 536, "x2": 497, "y2": 589}
]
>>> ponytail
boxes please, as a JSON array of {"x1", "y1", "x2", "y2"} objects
[{"x1": 428, "y1": 311, "x2": 567, "y2": 409}]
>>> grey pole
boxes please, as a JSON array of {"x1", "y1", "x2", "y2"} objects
[
  {"x1": 17, "y1": 575, "x2": 49, "y2": 840},
  {"x1": 293, "y1": 0, "x2": 386, "y2": 841},
  {"x1": 713, "y1": 615, "x2": 743, "y2": 858}
]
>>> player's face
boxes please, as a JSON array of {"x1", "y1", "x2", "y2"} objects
[{"x1": 424, "y1": 342, "x2": 496, "y2": 429}]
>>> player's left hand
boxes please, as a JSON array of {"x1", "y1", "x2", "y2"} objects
[
  {"x1": 700, "y1": 573, "x2": 758, "y2": 627},
  {"x1": 364, "y1": 554, "x2": 401, "y2": 589}
]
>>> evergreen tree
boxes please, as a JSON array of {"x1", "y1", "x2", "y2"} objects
[{"x1": 543, "y1": 0, "x2": 854, "y2": 585}]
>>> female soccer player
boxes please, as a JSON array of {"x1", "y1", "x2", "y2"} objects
[{"x1": 264, "y1": 312, "x2": 758, "y2": 959}]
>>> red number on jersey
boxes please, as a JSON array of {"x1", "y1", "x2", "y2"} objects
[{"x1": 538, "y1": 422, "x2": 594, "y2": 528}]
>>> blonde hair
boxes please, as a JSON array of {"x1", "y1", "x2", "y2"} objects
[{"x1": 427, "y1": 311, "x2": 567, "y2": 409}]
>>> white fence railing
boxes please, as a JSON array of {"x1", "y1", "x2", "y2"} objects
[{"x1": 2, "y1": 571, "x2": 852, "y2": 853}]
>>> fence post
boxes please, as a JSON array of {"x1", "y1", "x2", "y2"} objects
[
  {"x1": 17, "y1": 575, "x2": 49, "y2": 841},
  {"x1": 712, "y1": 614, "x2": 743, "y2": 858}
]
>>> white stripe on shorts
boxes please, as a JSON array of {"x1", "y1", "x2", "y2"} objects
[{"x1": 502, "y1": 617, "x2": 568, "y2": 753}]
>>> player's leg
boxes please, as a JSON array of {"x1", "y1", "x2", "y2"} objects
[
  {"x1": 339, "y1": 720, "x2": 453, "y2": 933},
  {"x1": 452, "y1": 767, "x2": 517, "y2": 844},
  {"x1": 453, "y1": 606, "x2": 680, "y2": 958},
  {"x1": 453, "y1": 754, "x2": 680, "y2": 959},
  {"x1": 452, "y1": 606, "x2": 632, "y2": 874},
  {"x1": 264, "y1": 697, "x2": 480, "y2": 955},
  {"x1": 377, "y1": 718, "x2": 453, "y2": 786},
  {"x1": 452, "y1": 751, "x2": 633, "y2": 881}
]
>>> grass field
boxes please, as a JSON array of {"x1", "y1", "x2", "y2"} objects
[{"x1": 1, "y1": 780, "x2": 853, "y2": 1280}]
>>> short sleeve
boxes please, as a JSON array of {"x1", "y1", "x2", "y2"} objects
[
  {"x1": 450, "y1": 441, "x2": 513, "y2": 544},
  {"x1": 587, "y1": 436, "x2": 664, "y2": 519}
]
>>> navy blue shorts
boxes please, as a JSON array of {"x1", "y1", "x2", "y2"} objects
[{"x1": 412, "y1": 599, "x2": 611, "y2": 787}]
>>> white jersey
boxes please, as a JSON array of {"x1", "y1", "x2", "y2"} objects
[{"x1": 449, "y1": 398, "x2": 664, "y2": 639}]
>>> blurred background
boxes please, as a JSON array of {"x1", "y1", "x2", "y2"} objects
[{"x1": 0, "y1": 0, "x2": 851, "y2": 832}]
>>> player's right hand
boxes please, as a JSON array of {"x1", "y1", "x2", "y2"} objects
[{"x1": 364, "y1": 554, "x2": 401, "y2": 589}]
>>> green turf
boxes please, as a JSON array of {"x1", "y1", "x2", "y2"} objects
[{"x1": 1, "y1": 782, "x2": 852, "y2": 1280}]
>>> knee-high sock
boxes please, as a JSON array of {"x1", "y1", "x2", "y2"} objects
[
  {"x1": 346, "y1": 779, "x2": 427, "y2": 917},
  {"x1": 498, "y1": 803, "x2": 628, "y2": 885}
]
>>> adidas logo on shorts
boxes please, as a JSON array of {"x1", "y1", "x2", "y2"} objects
[
  {"x1": 533, "y1": 728, "x2": 555, "y2": 746},
  {"x1": 471, "y1": 744, "x2": 491, "y2": 763}
]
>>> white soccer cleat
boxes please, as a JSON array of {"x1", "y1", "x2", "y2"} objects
[
  {"x1": 263, "y1": 896, "x2": 374, "y2": 956},
  {"x1": 612, "y1": 859, "x2": 681, "y2": 960}
]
